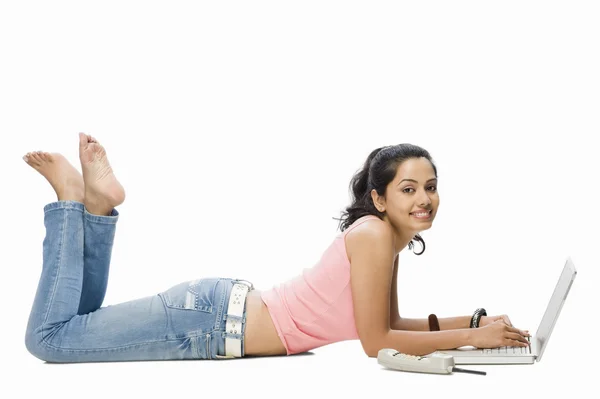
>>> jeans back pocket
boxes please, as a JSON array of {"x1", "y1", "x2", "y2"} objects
[{"x1": 160, "y1": 277, "x2": 221, "y2": 313}]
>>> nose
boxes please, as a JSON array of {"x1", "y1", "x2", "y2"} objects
[{"x1": 417, "y1": 188, "x2": 432, "y2": 207}]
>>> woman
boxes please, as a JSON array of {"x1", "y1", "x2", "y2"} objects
[{"x1": 23, "y1": 134, "x2": 530, "y2": 363}]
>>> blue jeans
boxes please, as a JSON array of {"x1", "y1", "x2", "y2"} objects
[{"x1": 25, "y1": 200, "x2": 251, "y2": 363}]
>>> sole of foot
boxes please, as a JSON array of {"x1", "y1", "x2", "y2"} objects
[
  {"x1": 23, "y1": 151, "x2": 85, "y2": 202},
  {"x1": 78, "y1": 132, "x2": 126, "y2": 216}
]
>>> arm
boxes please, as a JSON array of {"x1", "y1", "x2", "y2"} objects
[
  {"x1": 389, "y1": 256, "x2": 400, "y2": 327},
  {"x1": 348, "y1": 223, "x2": 474, "y2": 358},
  {"x1": 373, "y1": 328, "x2": 473, "y2": 357},
  {"x1": 390, "y1": 315, "x2": 473, "y2": 331}
]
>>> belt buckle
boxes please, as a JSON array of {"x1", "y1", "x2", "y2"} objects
[
  {"x1": 215, "y1": 354, "x2": 236, "y2": 359},
  {"x1": 233, "y1": 279, "x2": 254, "y2": 291}
]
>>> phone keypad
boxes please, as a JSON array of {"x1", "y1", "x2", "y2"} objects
[{"x1": 393, "y1": 352, "x2": 424, "y2": 360}]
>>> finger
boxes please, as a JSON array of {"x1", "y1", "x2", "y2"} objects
[
  {"x1": 517, "y1": 327, "x2": 531, "y2": 337},
  {"x1": 506, "y1": 338, "x2": 528, "y2": 347},
  {"x1": 506, "y1": 339, "x2": 528, "y2": 348},
  {"x1": 518, "y1": 329, "x2": 531, "y2": 337},
  {"x1": 502, "y1": 315, "x2": 512, "y2": 326},
  {"x1": 506, "y1": 325, "x2": 527, "y2": 335},
  {"x1": 506, "y1": 332, "x2": 529, "y2": 345}
]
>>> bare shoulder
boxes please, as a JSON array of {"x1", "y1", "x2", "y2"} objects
[{"x1": 344, "y1": 217, "x2": 395, "y2": 262}]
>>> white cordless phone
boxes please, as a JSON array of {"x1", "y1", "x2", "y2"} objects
[{"x1": 377, "y1": 349, "x2": 486, "y2": 375}]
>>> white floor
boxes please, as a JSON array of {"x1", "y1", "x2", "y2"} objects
[
  {"x1": 7, "y1": 337, "x2": 591, "y2": 399},
  {"x1": 2, "y1": 1, "x2": 598, "y2": 397}
]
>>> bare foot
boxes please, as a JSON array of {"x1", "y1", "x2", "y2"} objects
[
  {"x1": 23, "y1": 151, "x2": 85, "y2": 202},
  {"x1": 78, "y1": 132, "x2": 125, "y2": 216}
]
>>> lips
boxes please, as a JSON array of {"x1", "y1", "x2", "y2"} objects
[
  {"x1": 410, "y1": 210, "x2": 432, "y2": 220},
  {"x1": 410, "y1": 210, "x2": 432, "y2": 215}
]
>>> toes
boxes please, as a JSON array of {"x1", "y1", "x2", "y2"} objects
[
  {"x1": 25, "y1": 152, "x2": 38, "y2": 166},
  {"x1": 79, "y1": 132, "x2": 88, "y2": 147},
  {"x1": 23, "y1": 151, "x2": 52, "y2": 166},
  {"x1": 31, "y1": 152, "x2": 42, "y2": 164},
  {"x1": 78, "y1": 132, "x2": 99, "y2": 144}
]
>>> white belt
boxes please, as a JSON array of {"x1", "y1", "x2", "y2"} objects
[{"x1": 223, "y1": 282, "x2": 252, "y2": 358}]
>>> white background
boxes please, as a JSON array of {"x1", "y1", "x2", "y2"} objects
[{"x1": 1, "y1": 1, "x2": 598, "y2": 397}]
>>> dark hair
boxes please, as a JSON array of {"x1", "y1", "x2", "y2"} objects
[{"x1": 333, "y1": 143, "x2": 438, "y2": 255}]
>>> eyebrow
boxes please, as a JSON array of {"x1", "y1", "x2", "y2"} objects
[{"x1": 398, "y1": 178, "x2": 438, "y2": 185}]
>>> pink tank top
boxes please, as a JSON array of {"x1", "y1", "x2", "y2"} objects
[{"x1": 260, "y1": 214, "x2": 380, "y2": 355}]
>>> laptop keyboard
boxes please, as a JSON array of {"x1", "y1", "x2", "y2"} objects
[{"x1": 484, "y1": 336, "x2": 531, "y2": 355}]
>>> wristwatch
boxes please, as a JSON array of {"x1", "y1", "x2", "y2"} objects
[{"x1": 470, "y1": 308, "x2": 487, "y2": 328}]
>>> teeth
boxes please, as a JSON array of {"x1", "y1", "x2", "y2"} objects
[{"x1": 411, "y1": 212, "x2": 430, "y2": 217}]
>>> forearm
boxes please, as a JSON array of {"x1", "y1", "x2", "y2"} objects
[
  {"x1": 391, "y1": 315, "x2": 472, "y2": 331},
  {"x1": 371, "y1": 328, "x2": 472, "y2": 357}
]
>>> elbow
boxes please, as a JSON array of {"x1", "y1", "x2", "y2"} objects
[
  {"x1": 364, "y1": 330, "x2": 391, "y2": 358},
  {"x1": 364, "y1": 344, "x2": 379, "y2": 358},
  {"x1": 363, "y1": 346, "x2": 378, "y2": 358},
  {"x1": 368, "y1": 348, "x2": 386, "y2": 358}
]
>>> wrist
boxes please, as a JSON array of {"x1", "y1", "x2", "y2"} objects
[
  {"x1": 465, "y1": 327, "x2": 475, "y2": 347},
  {"x1": 478, "y1": 315, "x2": 489, "y2": 327}
]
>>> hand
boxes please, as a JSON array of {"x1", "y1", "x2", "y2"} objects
[
  {"x1": 469, "y1": 319, "x2": 531, "y2": 349},
  {"x1": 480, "y1": 314, "x2": 530, "y2": 336}
]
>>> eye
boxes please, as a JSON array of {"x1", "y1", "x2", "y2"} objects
[{"x1": 402, "y1": 186, "x2": 437, "y2": 193}]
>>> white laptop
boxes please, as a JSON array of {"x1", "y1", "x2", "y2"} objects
[{"x1": 434, "y1": 256, "x2": 577, "y2": 365}]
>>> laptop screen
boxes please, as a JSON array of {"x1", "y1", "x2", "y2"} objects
[{"x1": 535, "y1": 257, "x2": 577, "y2": 362}]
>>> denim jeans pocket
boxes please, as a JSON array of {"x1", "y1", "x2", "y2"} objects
[{"x1": 160, "y1": 277, "x2": 221, "y2": 313}]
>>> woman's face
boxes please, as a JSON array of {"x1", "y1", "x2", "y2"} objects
[{"x1": 372, "y1": 157, "x2": 439, "y2": 237}]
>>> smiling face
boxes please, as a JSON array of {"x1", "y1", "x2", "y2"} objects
[{"x1": 371, "y1": 156, "x2": 439, "y2": 246}]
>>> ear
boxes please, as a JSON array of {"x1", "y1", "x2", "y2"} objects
[{"x1": 371, "y1": 189, "x2": 384, "y2": 212}]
